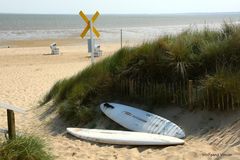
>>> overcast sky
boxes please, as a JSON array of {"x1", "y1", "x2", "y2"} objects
[{"x1": 0, "y1": 0, "x2": 240, "y2": 14}]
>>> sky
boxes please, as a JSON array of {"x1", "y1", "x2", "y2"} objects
[{"x1": 0, "y1": 0, "x2": 240, "y2": 14}]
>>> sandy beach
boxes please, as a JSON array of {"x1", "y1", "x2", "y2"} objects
[{"x1": 0, "y1": 40, "x2": 240, "y2": 160}]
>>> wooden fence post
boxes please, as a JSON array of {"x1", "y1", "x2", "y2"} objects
[
  {"x1": 129, "y1": 79, "x2": 134, "y2": 96},
  {"x1": 7, "y1": 109, "x2": 16, "y2": 139},
  {"x1": 179, "y1": 81, "x2": 182, "y2": 105},
  {"x1": 188, "y1": 80, "x2": 193, "y2": 111},
  {"x1": 231, "y1": 94, "x2": 235, "y2": 110}
]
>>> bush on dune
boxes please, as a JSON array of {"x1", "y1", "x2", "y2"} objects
[{"x1": 41, "y1": 23, "x2": 240, "y2": 125}]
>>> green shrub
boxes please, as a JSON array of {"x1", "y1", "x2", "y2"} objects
[{"x1": 0, "y1": 135, "x2": 53, "y2": 160}]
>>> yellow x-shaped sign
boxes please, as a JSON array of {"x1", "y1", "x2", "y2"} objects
[{"x1": 79, "y1": 11, "x2": 100, "y2": 38}]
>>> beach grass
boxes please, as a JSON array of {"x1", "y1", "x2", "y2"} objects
[
  {"x1": 0, "y1": 135, "x2": 53, "y2": 160},
  {"x1": 41, "y1": 23, "x2": 240, "y2": 125}
]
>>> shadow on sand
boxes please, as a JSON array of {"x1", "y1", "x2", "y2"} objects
[{"x1": 38, "y1": 103, "x2": 240, "y2": 149}]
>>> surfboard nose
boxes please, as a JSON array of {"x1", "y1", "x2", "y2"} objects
[
  {"x1": 100, "y1": 103, "x2": 104, "y2": 111},
  {"x1": 100, "y1": 103, "x2": 115, "y2": 111},
  {"x1": 100, "y1": 103, "x2": 109, "y2": 112},
  {"x1": 176, "y1": 130, "x2": 186, "y2": 139},
  {"x1": 174, "y1": 137, "x2": 185, "y2": 144},
  {"x1": 165, "y1": 135, "x2": 185, "y2": 144}
]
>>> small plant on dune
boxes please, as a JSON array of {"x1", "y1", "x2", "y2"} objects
[
  {"x1": 0, "y1": 135, "x2": 53, "y2": 160},
  {"x1": 167, "y1": 34, "x2": 193, "y2": 79}
]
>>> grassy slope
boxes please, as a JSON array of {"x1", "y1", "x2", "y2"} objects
[{"x1": 41, "y1": 23, "x2": 240, "y2": 125}]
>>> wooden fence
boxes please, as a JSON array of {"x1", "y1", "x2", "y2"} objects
[{"x1": 115, "y1": 78, "x2": 239, "y2": 111}]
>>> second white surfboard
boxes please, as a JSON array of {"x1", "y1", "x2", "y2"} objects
[{"x1": 100, "y1": 103, "x2": 185, "y2": 138}]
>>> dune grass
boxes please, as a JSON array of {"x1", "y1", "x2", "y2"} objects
[
  {"x1": 0, "y1": 135, "x2": 53, "y2": 160},
  {"x1": 41, "y1": 23, "x2": 240, "y2": 125}
]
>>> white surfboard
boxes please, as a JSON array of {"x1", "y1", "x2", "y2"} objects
[
  {"x1": 67, "y1": 128, "x2": 184, "y2": 145},
  {"x1": 100, "y1": 103, "x2": 185, "y2": 138}
]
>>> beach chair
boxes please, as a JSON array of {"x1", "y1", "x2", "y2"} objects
[
  {"x1": 87, "y1": 39, "x2": 102, "y2": 57},
  {"x1": 94, "y1": 44, "x2": 102, "y2": 57},
  {"x1": 50, "y1": 43, "x2": 60, "y2": 55}
]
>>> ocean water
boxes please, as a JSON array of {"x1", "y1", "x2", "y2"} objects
[{"x1": 0, "y1": 13, "x2": 240, "y2": 42}]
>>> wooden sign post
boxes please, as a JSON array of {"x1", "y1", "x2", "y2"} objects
[
  {"x1": 79, "y1": 11, "x2": 100, "y2": 64},
  {"x1": 120, "y1": 29, "x2": 123, "y2": 49},
  {"x1": 7, "y1": 110, "x2": 16, "y2": 139},
  {"x1": 0, "y1": 102, "x2": 25, "y2": 139}
]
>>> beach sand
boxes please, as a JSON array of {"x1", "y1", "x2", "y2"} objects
[{"x1": 0, "y1": 40, "x2": 239, "y2": 160}]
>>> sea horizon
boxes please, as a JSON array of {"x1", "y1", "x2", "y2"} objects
[
  {"x1": 1, "y1": 11, "x2": 240, "y2": 15},
  {"x1": 0, "y1": 12, "x2": 240, "y2": 42}
]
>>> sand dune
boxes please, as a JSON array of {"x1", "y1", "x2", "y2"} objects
[{"x1": 0, "y1": 44, "x2": 239, "y2": 160}]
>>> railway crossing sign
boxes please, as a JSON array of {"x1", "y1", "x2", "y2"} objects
[
  {"x1": 79, "y1": 11, "x2": 100, "y2": 64},
  {"x1": 80, "y1": 11, "x2": 100, "y2": 38}
]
